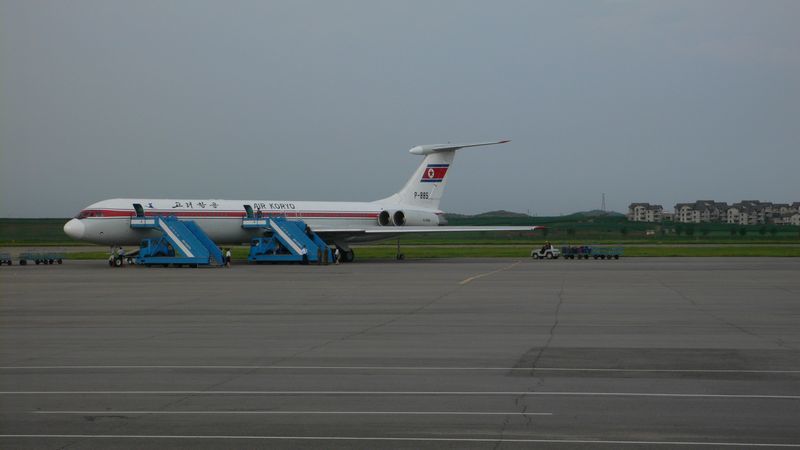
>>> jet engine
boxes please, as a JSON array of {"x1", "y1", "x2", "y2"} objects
[
  {"x1": 390, "y1": 210, "x2": 439, "y2": 226},
  {"x1": 378, "y1": 210, "x2": 391, "y2": 226}
]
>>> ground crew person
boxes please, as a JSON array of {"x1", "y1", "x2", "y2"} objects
[
  {"x1": 300, "y1": 245, "x2": 308, "y2": 265},
  {"x1": 225, "y1": 248, "x2": 232, "y2": 267},
  {"x1": 334, "y1": 248, "x2": 341, "y2": 265}
]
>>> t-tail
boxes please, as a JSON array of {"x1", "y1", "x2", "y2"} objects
[{"x1": 378, "y1": 139, "x2": 510, "y2": 210}]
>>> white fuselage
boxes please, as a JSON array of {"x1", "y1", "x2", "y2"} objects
[
  {"x1": 63, "y1": 140, "x2": 525, "y2": 248},
  {"x1": 65, "y1": 198, "x2": 437, "y2": 246}
]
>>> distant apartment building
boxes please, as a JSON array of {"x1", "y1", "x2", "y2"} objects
[
  {"x1": 674, "y1": 200, "x2": 728, "y2": 223},
  {"x1": 727, "y1": 201, "x2": 760, "y2": 225},
  {"x1": 627, "y1": 203, "x2": 663, "y2": 222},
  {"x1": 628, "y1": 200, "x2": 799, "y2": 225},
  {"x1": 773, "y1": 212, "x2": 800, "y2": 226},
  {"x1": 724, "y1": 200, "x2": 799, "y2": 225}
]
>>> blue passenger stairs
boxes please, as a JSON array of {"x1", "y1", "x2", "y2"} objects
[
  {"x1": 243, "y1": 216, "x2": 331, "y2": 264},
  {"x1": 130, "y1": 216, "x2": 224, "y2": 267}
]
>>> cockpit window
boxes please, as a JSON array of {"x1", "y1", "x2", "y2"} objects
[{"x1": 75, "y1": 210, "x2": 103, "y2": 219}]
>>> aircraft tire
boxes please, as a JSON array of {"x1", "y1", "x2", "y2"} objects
[{"x1": 344, "y1": 250, "x2": 355, "y2": 263}]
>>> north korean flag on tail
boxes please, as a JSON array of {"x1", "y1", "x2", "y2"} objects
[{"x1": 421, "y1": 164, "x2": 449, "y2": 183}]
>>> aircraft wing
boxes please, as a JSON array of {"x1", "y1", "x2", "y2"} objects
[{"x1": 315, "y1": 226, "x2": 541, "y2": 235}]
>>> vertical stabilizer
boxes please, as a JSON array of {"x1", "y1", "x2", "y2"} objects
[{"x1": 377, "y1": 140, "x2": 510, "y2": 210}]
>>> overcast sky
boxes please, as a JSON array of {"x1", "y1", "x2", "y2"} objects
[{"x1": 1, "y1": 0, "x2": 798, "y2": 217}]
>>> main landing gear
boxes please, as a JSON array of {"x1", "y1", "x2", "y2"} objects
[
  {"x1": 334, "y1": 242, "x2": 355, "y2": 263},
  {"x1": 340, "y1": 248, "x2": 355, "y2": 263}
]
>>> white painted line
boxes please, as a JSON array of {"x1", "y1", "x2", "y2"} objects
[
  {"x1": 0, "y1": 435, "x2": 798, "y2": 447},
  {"x1": 32, "y1": 410, "x2": 552, "y2": 416},
  {"x1": 3, "y1": 391, "x2": 799, "y2": 399},
  {"x1": 459, "y1": 260, "x2": 521, "y2": 284},
  {"x1": 1, "y1": 365, "x2": 799, "y2": 374}
]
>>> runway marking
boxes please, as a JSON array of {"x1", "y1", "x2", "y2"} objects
[
  {"x1": 2, "y1": 365, "x2": 799, "y2": 374},
  {"x1": 31, "y1": 410, "x2": 552, "y2": 416},
  {"x1": 4, "y1": 391, "x2": 800, "y2": 399},
  {"x1": 459, "y1": 260, "x2": 521, "y2": 284},
  {"x1": 0, "y1": 435, "x2": 798, "y2": 447}
]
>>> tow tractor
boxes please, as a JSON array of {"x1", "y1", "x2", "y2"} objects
[{"x1": 531, "y1": 246, "x2": 560, "y2": 259}]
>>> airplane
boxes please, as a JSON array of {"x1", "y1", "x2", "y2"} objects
[{"x1": 63, "y1": 139, "x2": 540, "y2": 262}]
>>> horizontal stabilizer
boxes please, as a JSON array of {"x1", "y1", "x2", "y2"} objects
[{"x1": 409, "y1": 139, "x2": 510, "y2": 155}]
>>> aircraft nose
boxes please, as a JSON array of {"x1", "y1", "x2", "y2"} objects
[{"x1": 63, "y1": 218, "x2": 85, "y2": 240}]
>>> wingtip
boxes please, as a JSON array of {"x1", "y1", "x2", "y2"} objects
[{"x1": 498, "y1": 139, "x2": 511, "y2": 144}]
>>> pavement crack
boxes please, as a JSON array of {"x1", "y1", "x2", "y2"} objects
[
  {"x1": 530, "y1": 278, "x2": 566, "y2": 372},
  {"x1": 496, "y1": 277, "x2": 566, "y2": 449},
  {"x1": 272, "y1": 285, "x2": 463, "y2": 365},
  {"x1": 657, "y1": 279, "x2": 796, "y2": 351},
  {"x1": 154, "y1": 284, "x2": 464, "y2": 412}
]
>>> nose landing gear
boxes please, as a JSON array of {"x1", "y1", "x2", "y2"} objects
[{"x1": 108, "y1": 246, "x2": 126, "y2": 268}]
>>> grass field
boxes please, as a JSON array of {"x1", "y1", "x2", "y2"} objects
[
  {"x1": 0, "y1": 219, "x2": 73, "y2": 244},
  {"x1": 2, "y1": 218, "x2": 799, "y2": 245},
  {"x1": 3, "y1": 217, "x2": 798, "y2": 259}
]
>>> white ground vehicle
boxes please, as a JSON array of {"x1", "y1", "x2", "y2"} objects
[{"x1": 531, "y1": 246, "x2": 560, "y2": 259}]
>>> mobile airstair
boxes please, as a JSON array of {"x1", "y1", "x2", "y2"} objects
[
  {"x1": 243, "y1": 215, "x2": 332, "y2": 264},
  {"x1": 130, "y1": 215, "x2": 225, "y2": 267}
]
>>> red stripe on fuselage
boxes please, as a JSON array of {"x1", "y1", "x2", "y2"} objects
[{"x1": 78, "y1": 209, "x2": 380, "y2": 219}]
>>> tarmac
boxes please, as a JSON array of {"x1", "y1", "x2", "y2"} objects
[{"x1": 1, "y1": 257, "x2": 799, "y2": 449}]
